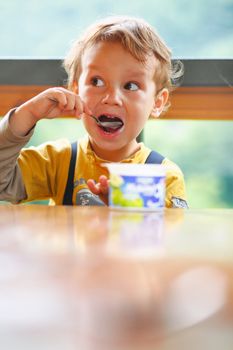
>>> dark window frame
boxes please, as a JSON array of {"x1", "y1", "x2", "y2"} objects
[{"x1": 0, "y1": 59, "x2": 233, "y2": 120}]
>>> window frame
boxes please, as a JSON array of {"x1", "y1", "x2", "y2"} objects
[{"x1": 0, "y1": 59, "x2": 233, "y2": 119}]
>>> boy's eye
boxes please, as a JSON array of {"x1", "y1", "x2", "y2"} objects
[
  {"x1": 124, "y1": 82, "x2": 139, "y2": 91},
  {"x1": 91, "y1": 77, "x2": 104, "y2": 87}
]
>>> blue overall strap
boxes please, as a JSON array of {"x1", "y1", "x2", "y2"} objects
[
  {"x1": 145, "y1": 150, "x2": 164, "y2": 164},
  {"x1": 62, "y1": 141, "x2": 77, "y2": 205}
]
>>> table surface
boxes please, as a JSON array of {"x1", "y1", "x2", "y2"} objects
[{"x1": 1, "y1": 205, "x2": 233, "y2": 350}]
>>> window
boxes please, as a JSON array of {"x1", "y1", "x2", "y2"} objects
[{"x1": 1, "y1": 0, "x2": 232, "y2": 58}]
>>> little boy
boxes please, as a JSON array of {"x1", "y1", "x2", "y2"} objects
[{"x1": 0, "y1": 16, "x2": 188, "y2": 208}]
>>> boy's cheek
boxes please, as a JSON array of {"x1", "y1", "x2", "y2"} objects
[
  {"x1": 79, "y1": 91, "x2": 96, "y2": 112},
  {"x1": 81, "y1": 116, "x2": 94, "y2": 132}
]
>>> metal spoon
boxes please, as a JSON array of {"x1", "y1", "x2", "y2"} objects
[
  {"x1": 89, "y1": 114, "x2": 123, "y2": 129},
  {"x1": 48, "y1": 97, "x2": 122, "y2": 128}
]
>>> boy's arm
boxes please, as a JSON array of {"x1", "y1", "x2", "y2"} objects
[
  {"x1": 9, "y1": 87, "x2": 85, "y2": 137},
  {"x1": 0, "y1": 110, "x2": 33, "y2": 202},
  {"x1": 0, "y1": 87, "x2": 90, "y2": 203}
]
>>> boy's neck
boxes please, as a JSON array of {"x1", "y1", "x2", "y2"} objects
[{"x1": 89, "y1": 139, "x2": 141, "y2": 162}]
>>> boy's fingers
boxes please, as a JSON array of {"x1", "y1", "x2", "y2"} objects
[
  {"x1": 63, "y1": 95, "x2": 76, "y2": 112},
  {"x1": 47, "y1": 88, "x2": 68, "y2": 109},
  {"x1": 83, "y1": 104, "x2": 93, "y2": 116},
  {"x1": 46, "y1": 88, "x2": 81, "y2": 115},
  {"x1": 87, "y1": 179, "x2": 100, "y2": 195},
  {"x1": 87, "y1": 177, "x2": 109, "y2": 196},
  {"x1": 74, "y1": 95, "x2": 85, "y2": 118},
  {"x1": 57, "y1": 91, "x2": 79, "y2": 113},
  {"x1": 45, "y1": 87, "x2": 93, "y2": 120},
  {"x1": 99, "y1": 176, "x2": 109, "y2": 194},
  {"x1": 47, "y1": 88, "x2": 89, "y2": 119}
]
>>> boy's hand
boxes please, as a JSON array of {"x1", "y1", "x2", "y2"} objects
[
  {"x1": 18, "y1": 87, "x2": 90, "y2": 121},
  {"x1": 10, "y1": 87, "x2": 91, "y2": 137},
  {"x1": 87, "y1": 175, "x2": 109, "y2": 205}
]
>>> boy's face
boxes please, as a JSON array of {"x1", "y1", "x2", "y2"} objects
[{"x1": 77, "y1": 41, "x2": 165, "y2": 160}]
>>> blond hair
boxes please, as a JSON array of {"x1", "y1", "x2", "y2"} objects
[{"x1": 64, "y1": 16, "x2": 183, "y2": 110}]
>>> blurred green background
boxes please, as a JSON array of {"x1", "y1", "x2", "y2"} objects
[
  {"x1": 1, "y1": 0, "x2": 233, "y2": 58},
  {"x1": 26, "y1": 117, "x2": 233, "y2": 208},
  {"x1": 1, "y1": 0, "x2": 233, "y2": 208}
]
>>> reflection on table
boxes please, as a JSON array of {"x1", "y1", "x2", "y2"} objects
[{"x1": 0, "y1": 205, "x2": 233, "y2": 350}]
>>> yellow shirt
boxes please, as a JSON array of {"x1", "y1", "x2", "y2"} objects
[{"x1": 18, "y1": 136, "x2": 187, "y2": 208}]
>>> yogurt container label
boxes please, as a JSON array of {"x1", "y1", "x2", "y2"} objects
[{"x1": 104, "y1": 163, "x2": 166, "y2": 210}]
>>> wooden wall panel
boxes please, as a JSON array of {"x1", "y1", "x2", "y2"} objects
[
  {"x1": 0, "y1": 85, "x2": 232, "y2": 120},
  {"x1": 166, "y1": 87, "x2": 233, "y2": 120},
  {"x1": 0, "y1": 85, "x2": 51, "y2": 116}
]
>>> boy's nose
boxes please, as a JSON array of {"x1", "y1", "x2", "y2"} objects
[{"x1": 101, "y1": 87, "x2": 123, "y2": 106}]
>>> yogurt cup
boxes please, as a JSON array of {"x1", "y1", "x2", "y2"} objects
[{"x1": 104, "y1": 163, "x2": 166, "y2": 211}]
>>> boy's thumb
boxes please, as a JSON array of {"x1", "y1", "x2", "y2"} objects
[{"x1": 83, "y1": 104, "x2": 93, "y2": 116}]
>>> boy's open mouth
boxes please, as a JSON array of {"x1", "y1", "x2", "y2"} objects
[{"x1": 98, "y1": 114, "x2": 124, "y2": 133}]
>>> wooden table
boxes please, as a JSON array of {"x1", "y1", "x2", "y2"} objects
[{"x1": 0, "y1": 205, "x2": 233, "y2": 350}]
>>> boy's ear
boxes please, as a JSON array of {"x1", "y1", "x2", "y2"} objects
[{"x1": 151, "y1": 88, "x2": 169, "y2": 118}]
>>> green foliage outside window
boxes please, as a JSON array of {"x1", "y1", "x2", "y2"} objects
[{"x1": 0, "y1": 0, "x2": 232, "y2": 58}]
